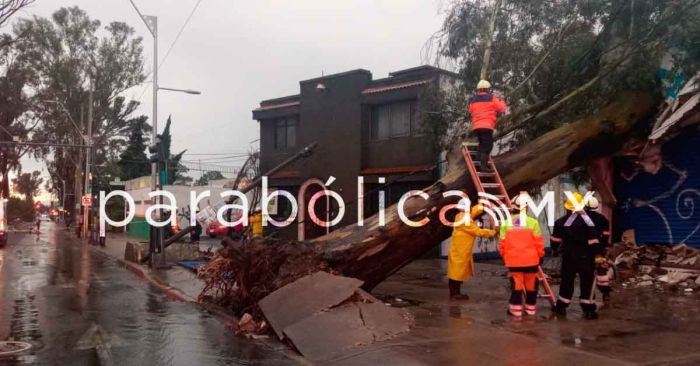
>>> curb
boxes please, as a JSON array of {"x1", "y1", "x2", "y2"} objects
[
  {"x1": 91, "y1": 242, "x2": 309, "y2": 365},
  {"x1": 92, "y1": 246, "x2": 238, "y2": 322}
]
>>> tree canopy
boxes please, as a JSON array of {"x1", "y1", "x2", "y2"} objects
[
  {"x1": 195, "y1": 170, "x2": 225, "y2": 186},
  {"x1": 117, "y1": 116, "x2": 150, "y2": 181},
  {"x1": 427, "y1": 0, "x2": 700, "y2": 146},
  {"x1": 8, "y1": 6, "x2": 147, "y2": 213},
  {"x1": 12, "y1": 169, "x2": 42, "y2": 201}
]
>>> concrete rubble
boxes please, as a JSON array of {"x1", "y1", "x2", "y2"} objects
[
  {"x1": 610, "y1": 242, "x2": 700, "y2": 291},
  {"x1": 258, "y1": 271, "x2": 412, "y2": 363}
]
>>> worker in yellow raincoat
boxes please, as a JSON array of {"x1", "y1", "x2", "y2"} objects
[
  {"x1": 249, "y1": 207, "x2": 263, "y2": 238},
  {"x1": 448, "y1": 204, "x2": 498, "y2": 300}
]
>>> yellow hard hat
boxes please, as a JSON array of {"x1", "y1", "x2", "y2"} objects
[
  {"x1": 564, "y1": 192, "x2": 584, "y2": 211},
  {"x1": 470, "y1": 204, "x2": 485, "y2": 219},
  {"x1": 476, "y1": 80, "x2": 491, "y2": 90}
]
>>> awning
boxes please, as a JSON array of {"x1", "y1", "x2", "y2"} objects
[{"x1": 649, "y1": 75, "x2": 700, "y2": 141}]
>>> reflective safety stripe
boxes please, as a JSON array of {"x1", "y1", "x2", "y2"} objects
[
  {"x1": 558, "y1": 296, "x2": 571, "y2": 304},
  {"x1": 603, "y1": 230, "x2": 611, "y2": 236},
  {"x1": 588, "y1": 238, "x2": 600, "y2": 245},
  {"x1": 550, "y1": 236, "x2": 562, "y2": 242},
  {"x1": 525, "y1": 305, "x2": 537, "y2": 315},
  {"x1": 580, "y1": 299, "x2": 596, "y2": 304},
  {"x1": 471, "y1": 110, "x2": 496, "y2": 116}
]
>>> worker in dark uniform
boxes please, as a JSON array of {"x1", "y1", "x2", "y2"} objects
[
  {"x1": 551, "y1": 192, "x2": 602, "y2": 320},
  {"x1": 586, "y1": 196, "x2": 613, "y2": 303}
]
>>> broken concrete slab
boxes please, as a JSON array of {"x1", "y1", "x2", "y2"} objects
[
  {"x1": 259, "y1": 272, "x2": 413, "y2": 362},
  {"x1": 282, "y1": 298, "x2": 412, "y2": 362},
  {"x1": 356, "y1": 301, "x2": 411, "y2": 342},
  {"x1": 283, "y1": 303, "x2": 373, "y2": 362},
  {"x1": 258, "y1": 271, "x2": 363, "y2": 339}
]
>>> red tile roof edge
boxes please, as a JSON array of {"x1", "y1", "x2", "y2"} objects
[{"x1": 361, "y1": 79, "x2": 431, "y2": 95}]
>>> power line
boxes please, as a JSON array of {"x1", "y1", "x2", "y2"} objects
[
  {"x1": 132, "y1": 0, "x2": 204, "y2": 106},
  {"x1": 159, "y1": 0, "x2": 203, "y2": 70}
]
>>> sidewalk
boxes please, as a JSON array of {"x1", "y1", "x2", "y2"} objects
[
  {"x1": 344, "y1": 259, "x2": 700, "y2": 366},
  {"x1": 91, "y1": 231, "x2": 700, "y2": 365},
  {"x1": 96, "y1": 232, "x2": 212, "y2": 301}
]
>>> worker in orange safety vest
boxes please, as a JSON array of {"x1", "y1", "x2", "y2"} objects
[
  {"x1": 468, "y1": 80, "x2": 507, "y2": 172},
  {"x1": 499, "y1": 193, "x2": 545, "y2": 317}
]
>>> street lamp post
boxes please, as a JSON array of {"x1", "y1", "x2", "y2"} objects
[{"x1": 129, "y1": 1, "x2": 201, "y2": 267}]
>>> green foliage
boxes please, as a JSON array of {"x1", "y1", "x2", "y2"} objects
[
  {"x1": 11, "y1": 6, "x2": 146, "y2": 214},
  {"x1": 0, "y1": 30, "x2": 36, "y2": 198},
  {"x1": 161, "y1": 116, "x2": 190, "y2": 184},
  {"x1": 7, "y1": 196, "x2": 34, "y2": 222},
  {"x1": 12, "y1": 170, "x2": 42, "y2": 201},
  {"x1": 117, "y1": 116, "x2": 150, "y2": 181},
  {"x1": 431, "y1": 0, "x2": 700, "y2": 147},
  {"x1": 195, "y1": 171, "x2": 225, "y2": 186}
]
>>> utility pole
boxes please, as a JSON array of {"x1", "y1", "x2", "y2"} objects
[
  {"x1": 75, "y1": 106, "x2": 84, "y2": 236},
  {"x1": 82, "y1": 87, "x2": 93, "y2": 240},
  {"x1": 150, "y1": 15, "x2": 165, "y2": 267},
  {"x1": 129, "y1": 0, "x2": 201, "y2": 267}
]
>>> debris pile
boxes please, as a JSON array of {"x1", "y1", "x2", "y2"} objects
[
  {"x1": 610, "y1": 243, "x2": 700, "y2": 292},
  {"x1": 197, "y1": 237, "x2": 326, "y2": 316},
  {"x1": 258, "y1": 271, "x2": 412, "y2": 363}
]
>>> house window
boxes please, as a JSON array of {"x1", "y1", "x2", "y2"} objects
[
  {"x1": 370, "y1": 101, "x2": 420, "y2": 140},
  {"x1": 274, "y1": 117, "x2": 297, "y2": 149}
]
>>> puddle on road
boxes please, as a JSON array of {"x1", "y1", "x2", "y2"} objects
[{"x1": 0, "y1": 226, "x2": 298, "y2": 365}]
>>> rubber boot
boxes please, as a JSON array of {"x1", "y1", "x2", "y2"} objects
[
  {"x1": 582, "y1": 303, "x2": 599, "y2": 320},
  {"x1": 449, "y1": 279, "x2": 469, "y2": 301},
  {"x1": 552, "y1": 300, "x2": 568, "y2": 316}
]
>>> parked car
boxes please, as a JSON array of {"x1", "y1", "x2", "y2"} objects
[
  {"x1": 40, "y1": 214, "x2": 50, "y2": 222},
  {"x1": 206, "y1": 220, "x2": 243, "y2": 238}
]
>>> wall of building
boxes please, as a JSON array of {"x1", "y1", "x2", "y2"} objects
[{"x1": 615, "y1": 127, "x2": 700, "y2": 247}]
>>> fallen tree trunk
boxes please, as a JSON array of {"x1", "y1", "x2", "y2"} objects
[{"x1": 203, "y1": 93, "x2": 656, "y2": 313}]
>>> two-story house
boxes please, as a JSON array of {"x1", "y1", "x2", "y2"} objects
[{"x1": 252, "y1": 65, "x2": 460, "y2": 240}]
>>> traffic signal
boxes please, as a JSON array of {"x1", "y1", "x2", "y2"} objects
[
  {"x1": 148, "y1": 135, "x2": 168, "y2": 186},
  {"x1": 34, "y1": 202, "x2": 41, "y2": 210},
  {"x1": 148, "y1": 136, "x2": 163, "y2": 164}
]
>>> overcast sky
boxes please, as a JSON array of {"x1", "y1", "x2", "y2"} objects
[{"x1": 14, "y1": 0, "x2": 445, "y2": 202}]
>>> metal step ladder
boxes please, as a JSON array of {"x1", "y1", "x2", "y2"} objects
[{"x1": 461, "y1": 141, "x2": 556, "y2": 307}]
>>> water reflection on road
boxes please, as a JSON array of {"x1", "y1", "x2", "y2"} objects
[{"x1": 0, "y1": 223, "x2": 296, "y2": 365}]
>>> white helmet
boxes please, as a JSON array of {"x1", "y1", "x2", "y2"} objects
[
  {"x1": 587, "y1": 196, "x2": 600, "y2": 209},
  {"x1": 511, "y1": 191, "x2": 530, "y2": 210},
  {"x1": 476, "y1": 80, "x2": 491, "y2": 90}
]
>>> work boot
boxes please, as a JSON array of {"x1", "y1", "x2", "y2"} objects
[
  {"x1": 450, "y1": 293, "x2": 470, "y2": 301},
  {"x1": 551, "y1": 301, "x2": 568, "y2": 316},
  {"x1": 584, "y1": 311, "x2": 599, "y2": 320},
  {"x1": 448, "y1": 280, "x2": 469, "y2": 301}
]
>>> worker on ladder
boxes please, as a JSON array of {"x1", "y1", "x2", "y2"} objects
[
  {"x1": 499, "y1": 193, "x2": 545, "y2": 317},
  {"x1": 551, "y1": 192, "x2": 602, "y2": 320},
  {"x1": 586, "y1": 196, "x2": 613, "y2": 304},
  {"x1": 468, "y1": 80, "x2": 507, "y2": 172}
]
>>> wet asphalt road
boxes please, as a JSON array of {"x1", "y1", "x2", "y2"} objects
[{"x1": 0, "y1": 223, "x2": 298, "y2": 365}]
